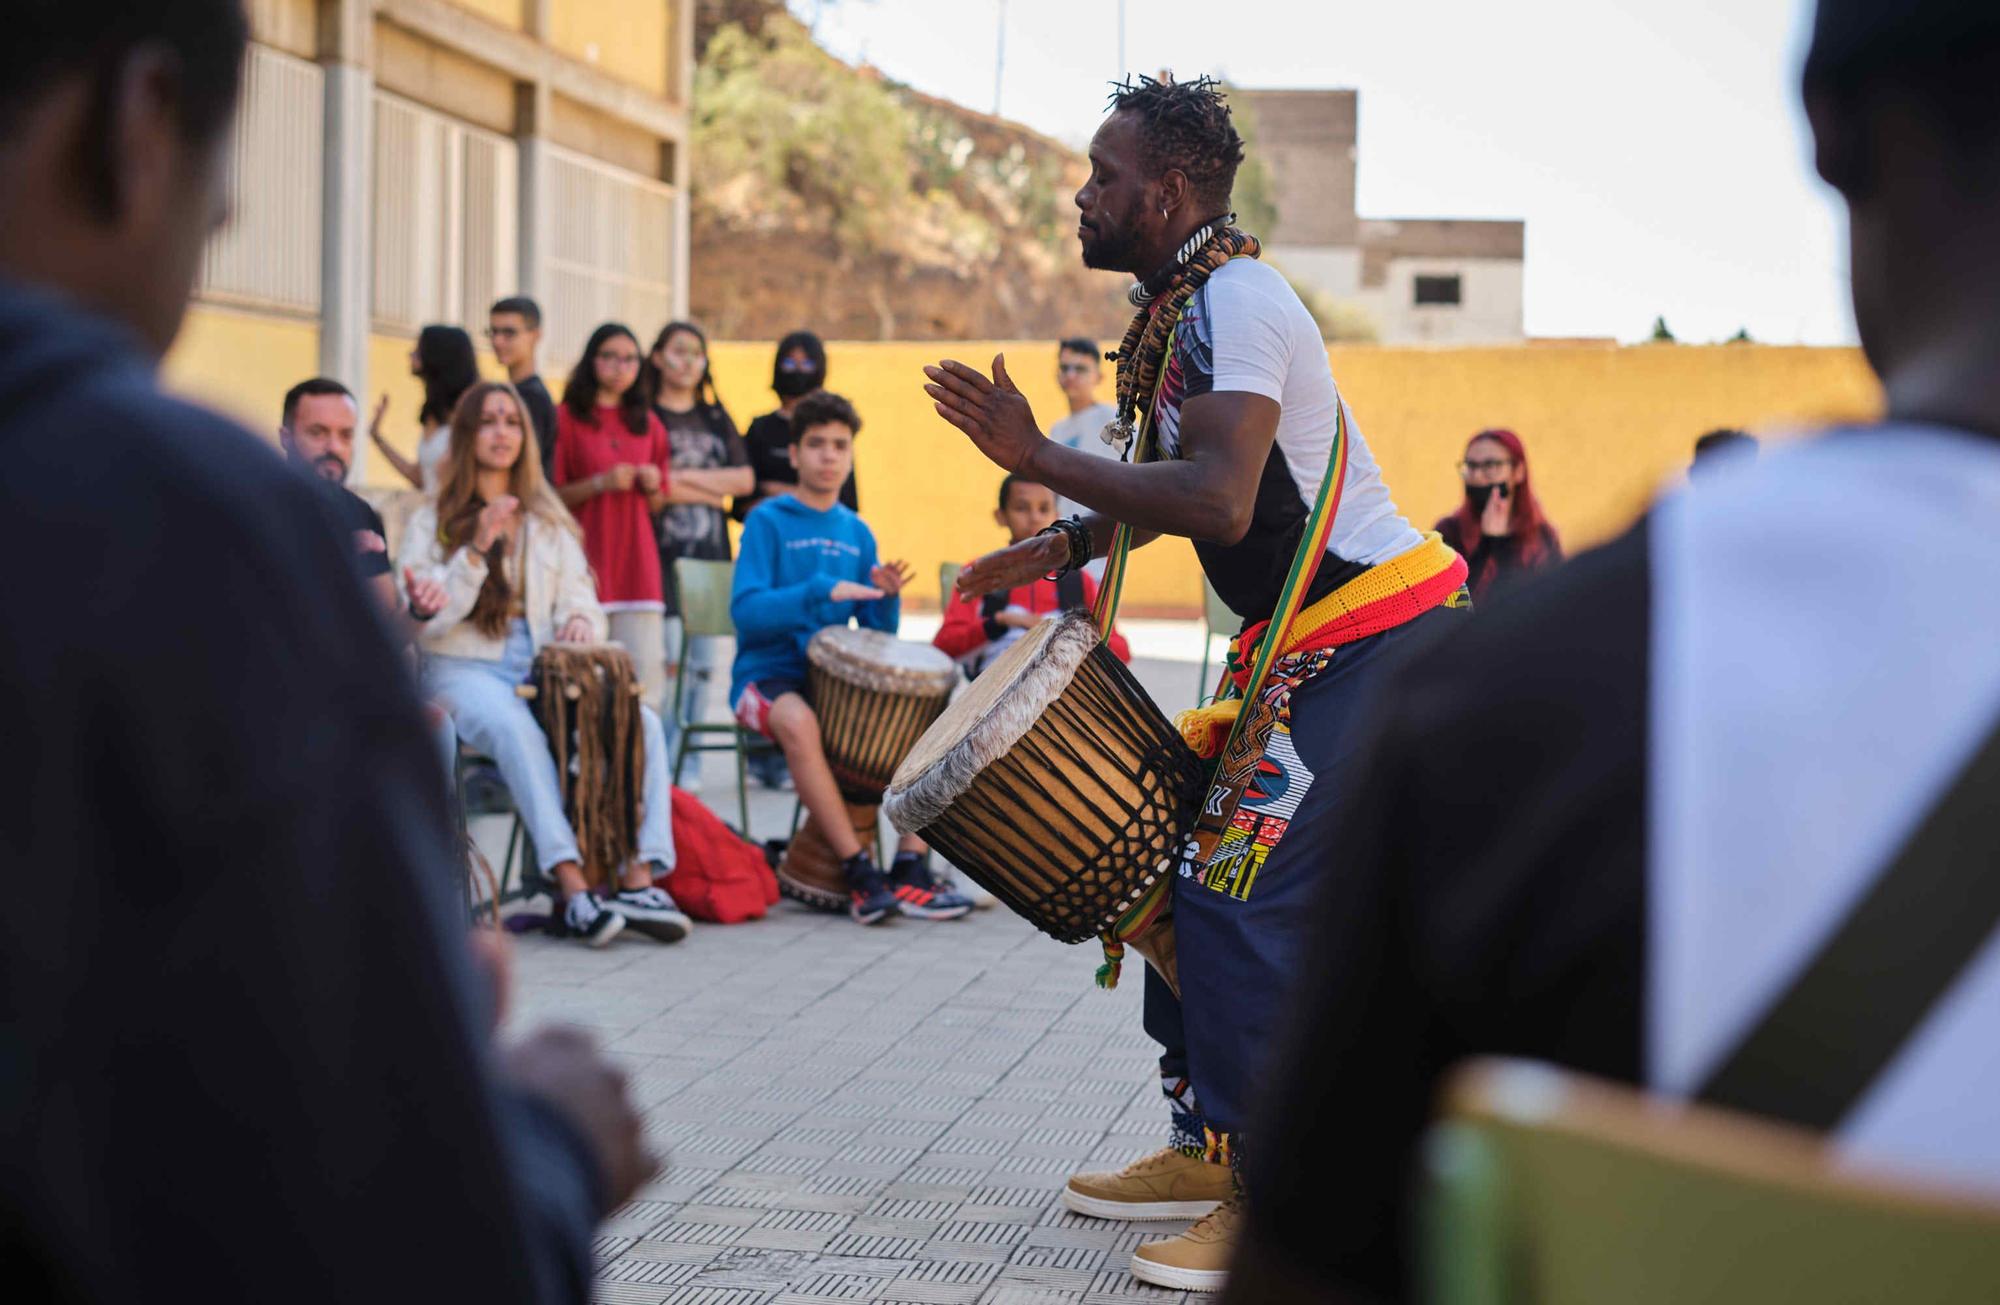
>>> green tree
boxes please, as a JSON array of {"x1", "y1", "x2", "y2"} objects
[
  {"x1": 693, "y1": 21, "x2": 915, "y2": 258},
  {"x1": 1650, "y1": 315, "x2": 1676, "y2": 343},
  {"x1": 1222, "y1": 83, "x2": 1280, "y2": 237}
]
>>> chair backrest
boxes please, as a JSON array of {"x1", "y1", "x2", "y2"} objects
[
  {"x1": 939, "y1": 561, "x2": 963, "y2": 612},
  {"x1": 1202, "y1": 576, "x2": 1235, "y2": 639},
  {"x1": 675, "y1": 557, "x2": 736, "y2": 639},
  {"x1": 1421, "y1": 1059, "x2": 2000, "y2": 1305}
]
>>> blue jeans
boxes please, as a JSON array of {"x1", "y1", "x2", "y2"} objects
[{"x1": 425, "y1": 621, "x2": 675, "y2": 876}]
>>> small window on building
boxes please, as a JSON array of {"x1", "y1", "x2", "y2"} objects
[{"x1": 1414, "y1": 274, "x2": 1462, "y2": 307}]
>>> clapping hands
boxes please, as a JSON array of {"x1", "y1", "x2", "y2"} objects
[{"x1": 869, "y1": 559, "x2": 913, "y2": 597}]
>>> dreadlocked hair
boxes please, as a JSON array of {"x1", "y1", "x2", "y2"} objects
[
  {"x1": 1107, "y1": 73, "x2": 1245, "y2": 211},
  {"x1": 1110, "y1": 225, "x2": 1261, "y2": 450}
]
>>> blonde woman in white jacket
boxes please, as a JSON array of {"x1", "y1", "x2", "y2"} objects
[{"x1": 404, "y1": 380, "x2": 688, "y2": 946}]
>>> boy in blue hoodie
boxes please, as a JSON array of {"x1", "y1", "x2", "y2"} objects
[{"x1": 730, "y1": 390, "x2": 973, "y2": 925}]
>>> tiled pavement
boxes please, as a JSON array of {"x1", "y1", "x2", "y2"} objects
[{"x1": 496, "y1": 640, "x2": 1215, "y2": 1304}]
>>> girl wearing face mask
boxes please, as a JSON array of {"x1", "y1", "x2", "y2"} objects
[
  {"x1": 641, "y1": 320, "x2": 754, "y2": 784},
  {"x1": 1435, "y1": 428, "x2": 1563, "y2": 605},
  {"x1": 734, "y1": 330, "x2": 858, "y2": 520}
]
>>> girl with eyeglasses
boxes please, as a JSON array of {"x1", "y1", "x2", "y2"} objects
[
  {"x1": 1435, "y1": 428, "x2": 1563, "y2": 604},
  {"x1": 640, "y1": 320, "x2": 755, "y2": 786},
  {"x1": 553, "y1": 322, "x2": 730, "y2": 710}
]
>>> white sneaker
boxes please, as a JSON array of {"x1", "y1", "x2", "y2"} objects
[
  {"x1": 609, "y1": 884, "x2": 692, "y2": 942},
  {"x1": 563, "y1": 892, "x2": 625, "y2": 947}
]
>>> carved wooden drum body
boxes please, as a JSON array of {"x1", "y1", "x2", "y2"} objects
[
  {"x1": 883, "y1": 613, "x2": 1205, "y2": 948},
  {"x1": 806, "y1": 627, "x2": 960, "y2": 803}
]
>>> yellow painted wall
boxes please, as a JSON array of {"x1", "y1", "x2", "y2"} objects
[
  {"x1": 161, "y1": 304, "x2": 319, "y2": 438},
  {"x1": 552, "y1": 0, "x2": 671, "y2": 98},
  {"x1": 448, "y1": 0, "x2": 527, "y2": 30},
  {"x1": 707, "y1": 340, "x2": 1882, "y2": 616},
  {"x1": 162, "y1": 316, "x2": 1884, "y2": 615}
]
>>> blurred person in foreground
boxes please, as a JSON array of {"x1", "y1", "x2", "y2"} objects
[
  {"x1": 1229, "y1": 3, "x2": 2000, "y2": 1300},
  {"x1": 1433, "y1": 427, "x2": 1563, "y2": 605},
  {"x1": 0, "y1": 4, "x2": 651, "y2": 1300},
  {"x1": 1691, "y1": 425, "x2": 1760, "y2": 478}
]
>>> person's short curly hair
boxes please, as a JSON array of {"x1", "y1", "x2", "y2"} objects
[
  {"x1": 788, "y1": 389, "x2": 863, "y2": 441},
  {"x1": 1108, "y1": 73, "x2": 1244, "y2": 211}
]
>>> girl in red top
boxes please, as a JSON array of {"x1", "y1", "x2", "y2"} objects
[
  {"x1": 1433, "y1": 427, "x2": 1563, "y2": 606},
  {"x1": 554, "y1": 321, "x2": 739, "y2": 708},
  {"x1": 936, "y1": 475, "x2": 1131, "y2": 678}
]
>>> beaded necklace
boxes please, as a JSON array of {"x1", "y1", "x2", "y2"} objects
[{"x1": 1101, "y1": 217, "x2": 1260, "y2": 451}]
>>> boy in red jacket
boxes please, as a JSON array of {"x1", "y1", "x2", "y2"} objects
[{"x1": 936, "y1": 475, "x2": 1133, "y2": 677}]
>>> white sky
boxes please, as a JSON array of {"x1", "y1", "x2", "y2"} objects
[{"x1": 790, "y1": 0, "x2": 1852, "y2": 345}]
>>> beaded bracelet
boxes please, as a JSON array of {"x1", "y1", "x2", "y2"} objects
[{"x1": 1036, "y1": 516, "x2": 1093, "y2": 578}]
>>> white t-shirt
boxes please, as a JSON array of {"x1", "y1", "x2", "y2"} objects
[
  {"x1": 1650, "y1": 425, "x2": 2000, "y2": 1193},
  {"x1": 1153, "y1": 257, "x2": 1421, "y2": 618},
  {"x1": 417, "y1": 425, "x2": 450, "y2": 492},
  {"x1": 1047, "y1": 400, "x2": 1118, "y2": 581}
]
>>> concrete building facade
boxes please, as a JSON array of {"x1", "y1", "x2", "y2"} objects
[
  {"x1": 1236, "y1": 88, "x2": 1526, "y2": 344},
  {"x1": 172, "y1": 0, "x2": 693, "y2": 471}
]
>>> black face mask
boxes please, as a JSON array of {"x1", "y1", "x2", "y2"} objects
[
  {"x1": 775, "y1": 368, "x2": 824, "y2": 399},
  {"x1": 1466, "y1": 483, "x2": 1498, "y2": 512}
]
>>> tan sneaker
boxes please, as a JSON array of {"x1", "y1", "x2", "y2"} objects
[
  {"x1": 1129, "y1": 1192, "x2": 1242, "y2": 1293},
  {"x1": 1061, "y1": 1146, "x2": 1234, "y2": 1220}
]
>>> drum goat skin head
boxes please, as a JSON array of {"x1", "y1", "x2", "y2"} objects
[{"x1": 883, "y1": 613, "x2": 1102, "y2": 835}]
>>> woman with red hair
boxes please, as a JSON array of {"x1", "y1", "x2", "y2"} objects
[{"x1": 1435, "y1": 428, "x2": 1563, "y2": 604}]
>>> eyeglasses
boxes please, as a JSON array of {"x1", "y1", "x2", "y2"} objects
[
  {"x1": 778, "y1": 357, "x2": 816, "y2": 373},
  {"x1": 1458, "y1": 458, "x2": 1514, "y2": 475},
  {"x1": 1058, "y1": 363, "x2": 1094, "y2": 375},
  {"x1": 596, "y1": 351, "x2": 642, "y2": 367}
]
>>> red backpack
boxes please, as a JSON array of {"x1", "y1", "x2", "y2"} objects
[{"x1": 659, "y1": 788, "x2": 780, "y2": 923}]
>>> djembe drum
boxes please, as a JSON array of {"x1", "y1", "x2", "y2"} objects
[
  {"x1": 529, "y1": 643, "x2": 647, "y2": 891},
  {"x1": 776, "y1": 628, "x2": 960, "y2": 911},
  {"x1": 883, "y1": 612, "x2": 1204, "y2": 990}
]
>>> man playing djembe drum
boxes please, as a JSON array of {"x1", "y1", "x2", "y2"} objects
[{"x1": 924, "y1": 74, "x2": 1469, "y2": 1292}]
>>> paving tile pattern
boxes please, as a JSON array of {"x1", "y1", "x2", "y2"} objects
[
  {"x1": 496, "y1": 653, "x2": 1210, "y2": 1304},
  {"x1": 508, "y1": 897, "x2": 1197, "y2": 1305}
]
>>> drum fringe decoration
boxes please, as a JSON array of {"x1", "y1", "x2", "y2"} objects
[
  {"x1": 534, "y1": 646, "x2": 643, "y2": 891},
  {"x1": 1096, "y1": 872, "x2": 1173, "y2": 989}
]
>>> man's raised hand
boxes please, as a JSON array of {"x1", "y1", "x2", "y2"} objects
[{"x1": 923, "y1": 354, "x2": 1044, "y2": 473}]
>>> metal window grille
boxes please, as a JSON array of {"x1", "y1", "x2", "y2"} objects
[
  {"x1": 371, "y1": 92, "x2": 518, "y2": 336},
  {"x1": 197, "y1": 43, "x2": 324, "y2": 314},
  {"x1": 1413, "y1": 274, "x2": 1463, "y2": 307},
  {"x1": 544, "y1": 145, "x2": 677, "y2": 363}
]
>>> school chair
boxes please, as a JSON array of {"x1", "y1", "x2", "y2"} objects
[
  {"x1": 670, "y1": 557, "x2": 784, "y2": 838},
  {"x1": 939, "y1": 560, "x2": 962, "y2": 612},
  {"x1": 1420, "y1": 1058, "x2": 2000, "y2": 1305}
]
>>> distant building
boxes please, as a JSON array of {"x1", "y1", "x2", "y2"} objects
[{"x1": 1234, "y1": 89, "x2": 1525, "y2": 344}]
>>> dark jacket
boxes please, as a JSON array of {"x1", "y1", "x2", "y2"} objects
[{"x1": 0, "y1": 279, "x2": 600, "y2": 1302}]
